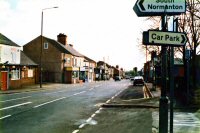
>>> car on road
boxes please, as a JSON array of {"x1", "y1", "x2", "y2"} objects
[
  {"x1": 133, "y1": 76, "x2": 144, "y2": 86},
  {"x1": 114, "y1": 76, "x2": 121, "y2": 81},
  {"x1": 125, "y1": 75, "x2": 130, "y2": 79},
  {"x1": 130, "y1": 76, "x2": 134, "y2": 81}
]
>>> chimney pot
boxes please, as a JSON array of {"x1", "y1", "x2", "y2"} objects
[{"x1": 57, "y1": 33, "x2": 67, "y2": 46}]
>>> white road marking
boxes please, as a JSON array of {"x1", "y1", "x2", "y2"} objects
[
  {"x1": 73, "y1": 91, "x2": 86, "y2": 96},
  {"x1": 89, "y1": 88, "x2": 94, "y2": 91},
  {"x1": 106, "y1": 100, "x2": 111, "y2": 103},
  {"x1": 0, "y1": 96, "x2": 31, "y2": 103},
  {"x1": 95, "y1": 110, "x2": 100, "y2": 114},
  {"x1": 34, "y1": 91, "x2": 86, "y2": 108},
  {"x1": 95, "y1": 85, "x2": 101, "y2": 88},
  {"x1": 0, "y1": 102, "x2": 32, "y2": 111},
  {"x1": 45, "y1": 90, "x2": 67, "y2": 95},
  {"x1": 34, "y1": 97, "x2": 66, "y2": 108},
  {"x1": 91, "y1": 114, "x2": 96, "y2": 118},
  {"x1": 79, "y1": 123, "x2": 86, "y2": 129},
  {"x1": 72, "y1": 89, "x2": 125, "y2": 133},
  {"x1": 72, "y1": 88, "x2": 124, "y2": 133},
  {"x1": 86, "y1": 117, "x2": 92, "y2": 123},
  {"x1": 72, "y1": 130, "x2": 79, "y2": 133},
  {"x1": 0, "y1": 115, "x2": 11, "y2": 120}
]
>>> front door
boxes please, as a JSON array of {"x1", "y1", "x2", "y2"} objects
[{"x1": 1, "y1": 71, "x2": 8, "y2": 91}]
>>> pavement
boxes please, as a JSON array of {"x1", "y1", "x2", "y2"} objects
[
  {"x1": 0, "y1": 82, "x2": 88, "y2": 95},
  {"x1": 0, "y1": 81, "x2": 108, "y2": 95}
]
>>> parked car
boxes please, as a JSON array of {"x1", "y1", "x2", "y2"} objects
[
  {"x1": 125, "y1": 75, "x2": 130, "y2": 79},
  {"x1": 133, "y1": 76, "x2": 144, "y2": 86},
  {"x1": 114, "y1": 76, "x2": 121, "y2": 81},
  {"x1": 130, "y1": 76, "x2": 134, "y2": 81}
]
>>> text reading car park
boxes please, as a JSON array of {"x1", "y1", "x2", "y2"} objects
[{"x1": 151, "y1": 33, "x2": 180, "y2": 42}]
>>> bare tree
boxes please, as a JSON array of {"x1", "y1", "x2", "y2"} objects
[
  {"x1": 138, "y1": 0, "x2": 200, "y2": 88},
  {"x1": 180, "y1": 0, "x2": 200, "y2": 88},
  {"x1": 137, "y1": 16, "x2": 161, "y2": 60}
]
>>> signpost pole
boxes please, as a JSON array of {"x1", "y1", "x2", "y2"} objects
[
  {"x1": 159, "y1": 15, "x2": 168, "y2": 133},
  {"x1": 133, "y1": 1, "x2": 187, "y2": 133},
  {"x1": 169, "y1": 46, "x2": 174, "y2": 133}
]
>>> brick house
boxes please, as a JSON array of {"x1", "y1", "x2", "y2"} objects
[
  {"x1": 96, "y1": 61, "x2": 123, "y2": 80},
  {"x1": 96, "y1": 61, "x2": 111, "y2": 80},
  {"x1": 0, "y1": 33, "x2": 38, "y2": 90},
  {"x1": 23, "y1": 33, "x2": 96, "y2": 84},
  {"x1": 81, "y1": 56, "x2": 96, "y2": 82}
]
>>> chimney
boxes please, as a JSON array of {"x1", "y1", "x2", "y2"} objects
[
  {"x1": 116, "y1": 65, "x2": 119, "y2": 69},
  {"x1": 57, "y1": 33, "x2": 67, "y2": 46}
]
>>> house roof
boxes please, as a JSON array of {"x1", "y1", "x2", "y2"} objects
[
  {"x1": 20, "y1": 51, "x2": 38, "y2": 66},
  {"x1": 44, "y1": 36, "x2": 84, "y2": 57},
  {"x1": 84, "y1": 56, "x2": 96, "y2": 63},
  {"x1": 0, "y1": 33, "x2": 20, "y2": 47},
  {"x1": 97, "y1": 61, "x2": 112, "y2": 68}
]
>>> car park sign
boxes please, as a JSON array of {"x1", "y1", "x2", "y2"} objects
[
  {"x1": 133, "y1": 0, "x2": 186, "y2": 17},
  {"x1": 143, "y1": 30, "x2": 187, "y2": 46}
]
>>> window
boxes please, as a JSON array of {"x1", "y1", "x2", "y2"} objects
[
  {"x1": 44, "y1": 42, "x2": 48, "y2": 49},
  {"x1": 67, "y1": 58, "x2": 71, "y2": 64},
  {"x1": 72, "y1": 71, "x2": 79, "y2": 78},
  {"x1": 10, "y1": 69, "x2": 20, "y2": 80},
  {"x1": 73, "y1": 58, "x2": 77, "y2": 66},
  {"x1": 28, "y1": 69, "x2": 33, "y2": 77}
]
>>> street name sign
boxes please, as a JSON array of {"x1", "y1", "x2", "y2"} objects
[
  {"x1": 133, "y1": 0, "x2": 186, "y2": 17},
  {"x1": 143, "y1": 30, "x2": 187, "y2": 46}
]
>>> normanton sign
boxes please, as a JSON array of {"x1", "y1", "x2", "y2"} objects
[{"x1": 133, "y1": 0, "x2": 186, "y2": 17}]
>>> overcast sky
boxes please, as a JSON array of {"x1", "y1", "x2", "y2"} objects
[{"x1": 0, "y1": 0, "x2": 152, "y2": 71}]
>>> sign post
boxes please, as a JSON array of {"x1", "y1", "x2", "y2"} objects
[
  {"x1": 158, "y1": 15, "x2": 169, "y2": 133},
  {"x1": 133, "y1": 1, "x2": 187, "y2": 133}
]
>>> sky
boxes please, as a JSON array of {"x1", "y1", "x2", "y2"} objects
[{"x1": 0, "y1": 0, "x2": 152, "y2": 71}]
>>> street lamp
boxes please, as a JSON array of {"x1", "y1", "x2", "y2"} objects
[{"x1": 40, "y1": 6, "x2": 58, "y2": 88}]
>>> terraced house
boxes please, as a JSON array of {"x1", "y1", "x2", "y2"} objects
[
  {"x1": 0, "y1": 33, "x2": 38, "y2": 90},
  {"x1": 23, "y1": 33, "x2": 96, "y2": 84}
]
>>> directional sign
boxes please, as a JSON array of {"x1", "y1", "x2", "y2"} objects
[
  {"x1": 133, "y1": 0, "x2": 186, "y2": 17},
  {"x1": 143, "y1": 30, "x2": 187, "y2": 46}
]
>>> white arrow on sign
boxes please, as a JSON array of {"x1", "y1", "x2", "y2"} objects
[
  {"x1": 137, "y1": 0, "x2": 186, "y2": 13},
  {"x1": 148, "y1": 30, "x2": 187, "y2": 46}
]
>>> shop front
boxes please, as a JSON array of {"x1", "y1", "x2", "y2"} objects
[
  {"x1": 79, "y1": 67, "x2": 86, "y2": 82},
  {"x1": 65, "y1": 67, "x2": 80, "y2": 84}
]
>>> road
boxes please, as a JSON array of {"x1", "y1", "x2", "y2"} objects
[{"x1": 0, "y1": 80, "x2": 132, "y2": 133}]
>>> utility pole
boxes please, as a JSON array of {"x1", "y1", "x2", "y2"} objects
[{"x1": 40, "y1": 6, "x2": 58, "y2": 88}]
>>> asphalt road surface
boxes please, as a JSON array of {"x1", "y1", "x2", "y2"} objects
[{"x1": 0, "y1": 80, "x2": 139, "y2": 133}]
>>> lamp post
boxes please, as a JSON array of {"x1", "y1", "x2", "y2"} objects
[{"x1": 40, "y1": 6, "x2": 58, "y2": 88}]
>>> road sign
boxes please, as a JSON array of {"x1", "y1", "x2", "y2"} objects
[
  {"x1": 133, "y1": 0, "x2": 186, "y2": 17},
  {"x1": 143, "y1": 30, "x2": 187, "y2": 46}
]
